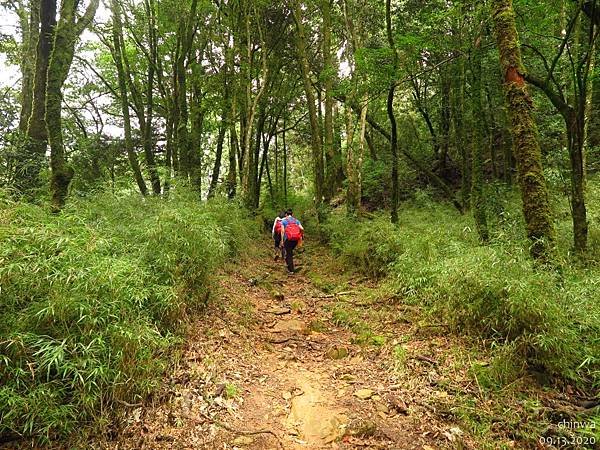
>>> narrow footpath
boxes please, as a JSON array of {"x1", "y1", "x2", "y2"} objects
[{"x1": 100, "y1": 239, "x2": 475, "y2": 449}]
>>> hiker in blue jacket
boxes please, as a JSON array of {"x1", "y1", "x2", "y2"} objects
[{"x1": 280, "y1": 209, "x2": 304, "y2": 275}]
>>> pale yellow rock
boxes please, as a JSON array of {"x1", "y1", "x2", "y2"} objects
[
  {"x1": 272, "y1": 319, "x2": 306, "y2": 333},
  {"x1": 375, "y1": 401, "x2": 389, "y2": 414},
  {"x1": 233, "y1": 435, "x2": 254, "y2": 446},
  {"x1": 354, "y1": 389, "x2": 373, "y2": 400}
]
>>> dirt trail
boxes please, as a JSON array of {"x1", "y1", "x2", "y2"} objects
[{"x1": 100, "y1": 240, "x2": 460, "y2": 449}]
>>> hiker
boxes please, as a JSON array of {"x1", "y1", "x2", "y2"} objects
[
  {"x1": 272, "y1": 211, "x2": 286, "y2": 260},
  {"x1": 280, "y1": 209, "x2": 304, "y2": 274}
]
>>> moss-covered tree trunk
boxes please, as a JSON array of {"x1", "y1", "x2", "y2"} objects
[
  {"x1": 46, "y1": 0, "x2": 99, "y2": 211},
  {"x1": 471, "y1": 36, "x2": 490, "y2": 242},
  {"x1": 492, "y1": 0, "x2": 555, "y2": 258},
  {"x1": 15, "y1": 0, "x2": 54, "y2": 196},
  {"x1": 18, "y1": 0, "x2": 39, "y2": 134}
]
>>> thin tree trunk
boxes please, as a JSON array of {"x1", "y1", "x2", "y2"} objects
[
  {"x1": 110, "y1": 0, "x2": 147, "y2": 196},
  {"x1": 293, "y1": 1, "x2": 324, "y2": 215},
  {"x1": 164, "y1": 115, "x2": 173, "y2": 194},
  {"x1": 386, "y1": 0, "x2": 399, "y2": 224},
  {"x1": 227, "y1": 125, "x2": 238, "y2": 200},
  {"x1": 451, "y1": 56, "x2": 470, "y2": 209},
  {"x1": 439, "y1": 68, "x2": 451, "y2": 171},
  {"x1": 283, "y1": 117, "x2": 288, "y2": 205},
  {"x1": 347, "y1": 102, "x2": 367, "y2": 215},
  {"x1": 142, "y1": 0, "x2": 161, "y2": 194},
  {"x1": 18, "y1": 0, "x2": 39, "y2": 134},
  {"x1": 567, "y1": 112, "x2": 589, "y2": 252},
  {"x1": 208, "y1": 117, "x2": 227, "y2": 199},
  {"x1": 471, "y1": 36, "x2": 490, "y2": 242},
  {"x1": 322, "y1": 0, "x2": 337, "y2": 201}
]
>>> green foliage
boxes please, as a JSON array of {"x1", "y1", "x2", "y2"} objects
[
  {"x1": 323, "y1": 212, "x2": 402, "y2": 278},
  {"x1": 324, "y1": 188, "x2": 600, "y2": 385},
  {"x1": 0, "y1": 189, "x2": 258, "y2": 443}
]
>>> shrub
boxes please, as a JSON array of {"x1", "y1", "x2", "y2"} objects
[
  {"x1": 323, "y1": 212, "x2": 403, "y2": 278},
  {"x1": 0, "y1": 189, "x2": 258, "y2": 444},
  {"x1": 324, "y1": 196, "x2": 600, "y2": 385}
]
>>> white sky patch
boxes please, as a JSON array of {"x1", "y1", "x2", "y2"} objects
[{"x1": 0, "y1": 8, "x2": 21, "y2": 88}]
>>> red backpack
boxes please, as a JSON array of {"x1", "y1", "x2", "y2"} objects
[
  {"x1": 274, "y1": 220, "x2": 282, "y2": 233},
  {"x1": 285, "y1": 218, "x2": 302, "y2": 241}
]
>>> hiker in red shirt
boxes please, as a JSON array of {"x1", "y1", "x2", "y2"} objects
[
  {"x1": 280, "y1": 209, "x2": 304, "y2": 275},
  {"x1": 272, "y1": 211, "x2": 286, "y2": 260}
]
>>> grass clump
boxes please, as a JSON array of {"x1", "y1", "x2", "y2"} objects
[
  {"x1": 324, "y1": 188, "x2": 600, "y2": 386},
  {"x1": 0, "y1": 189, "x2": 258, "y2": 444},
  {"x1": 323, "y1": 213, "x2": 403, "y2": 278}
]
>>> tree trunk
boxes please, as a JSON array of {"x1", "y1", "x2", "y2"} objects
[
  {"x1": 208, "y1": 113, "x2": 227, "y2": 199},
  {"x1": 189, "y1": 77, "x2": 205, "y2": 195},
  {"x1": 110, "y1": 0, "x2": 147, "y2": 196},
  {"x1": 47, "y1": 0, "x2": 99, "y2": 211},
  {"x1": 142, "y1": 0, "x2": 161, "y2": 194},
  {"x1": 589, "y1": 37, "x2": 600, "y2": 149},
  {"x1": 386, "y1": 0, "x2": 399, "y2": 224},
  {"x1": 492, "y1": 0, "x2": 555, "y2": 259},
  {"x1": 164, "y1": 115, "x2": 173, "y2": 194},
  {"x1": 16, "y1": 0, "x2": 55, "y2": 195},
  {"x1": 451, "y1": 56, "x2": 470, "y2": 209},
  {"x1": 227, "y1": 104, "x2": 238, "y2": 200},
  {"x1": 174, "y1": 0, "x2": 198, "y2": 186},
  {"x1": 18, "y1": 0, "x2": 39, "y2": 134},
  {"x1": 567, "y1": 112, "x2": 588, "y2": 252},
  {"x1": 293, "y1": 1, "x2": 324, "y2": 214},
  {"x1": 471, "y1": 37, "x2": 490, "y2": 242},
  {"x1": 283, "y1": 117, "x2": 288, "y2": 205},
  {"x1": 439, "y1": 67, "x2": 451, "y2": 171},
  {"x1": 322, "y1": 0, "x2": 338, "y2": 202},
  {"x1": 347, "y1": 102, "x2": 367, "y2": 215}
]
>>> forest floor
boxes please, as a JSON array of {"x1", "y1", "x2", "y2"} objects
[{"x1": 94, "y1": 237, "x2": 571, "y2": 450}]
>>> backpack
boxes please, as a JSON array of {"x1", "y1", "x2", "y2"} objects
[
  {"x1": 274, "y1": 219, "x2": 282, "y2": 233},
  {"x1": 285, "y1": 218, "x2": 302, "y2": 241}
]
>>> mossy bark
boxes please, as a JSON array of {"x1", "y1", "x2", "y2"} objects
[
  {"x1": 18, "y1": 0, "x2": 39, "y2": 134},
  {"x1": 15, "y1": 0, "x2": 54, "y2": 196},
  {"x1": 46, "y1": 0, "x2": 99, "y2": 211},
  {"x1": 492, "y1": 0, "x2": 555, "y2": 259}
]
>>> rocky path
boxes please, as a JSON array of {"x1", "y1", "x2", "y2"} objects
[{"x1": 99, "y1": 239, "x2": 465, "y2": 449}]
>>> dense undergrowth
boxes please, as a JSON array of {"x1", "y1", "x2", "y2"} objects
[
  {"x1": 0, "y1": 188, "x2": 258, "y2": 444},
  {"x1": 323, "y1": 180, "x2": 600, "y2": 388}
]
